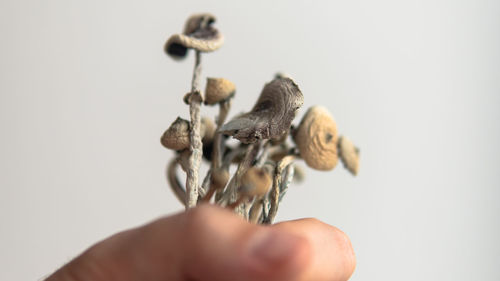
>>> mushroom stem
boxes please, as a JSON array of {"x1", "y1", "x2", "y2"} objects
[
  {"x1": 263, "y1": 155, "x2": 295, "y2": 224},
  {"x1": 186, "y1": 50, "x2": 203, "y2": 209},
  {"x1": 167, "y1": 158, "x2": 187, "y2": 206},
  {"x1": 212, "y1": 100, "x2": 231, "y2": 169}
]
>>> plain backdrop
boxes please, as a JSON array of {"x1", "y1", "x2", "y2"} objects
[{"x1": 1, "y1": 0, "x2": 499, "y2": 280}]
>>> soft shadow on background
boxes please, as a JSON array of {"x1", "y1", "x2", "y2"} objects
[{"x1": 1, "y1": 0, "x2": 499, "y2": 280}]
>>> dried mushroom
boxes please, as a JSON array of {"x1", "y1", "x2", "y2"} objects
[
  {"x1": 338, "y1": 136, "x2": 360, "y2": 175},
  {"x1": 293, "y1": 106, "x2": 339, "y2": 171},
  {"x1": 160, "y1": 13, "x2": 360, "y2": 222},
  {"x1": 164, "y1": 13, "x2": 224, "y2": 59},
  {"x1": 204, "y1": 77, "x2": 235, "y2": 105},
  {"x1": 219, "y1": 77, "x2": 304, "y2": 143},
  {"x1": 161, "y1": 117, "x2": 211, "y2": 151}
]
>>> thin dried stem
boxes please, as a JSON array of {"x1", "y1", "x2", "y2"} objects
[
  {"x1": 167, "y1": 159, "x2": 186, "y2": 206},
  {"x1": 185, "y1": 51, "x2": 203, "y2": 209},
  {"x1": 264, "y1": 155, "x2": 295, "y2": 224}
]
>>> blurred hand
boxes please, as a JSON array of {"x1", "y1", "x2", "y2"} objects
[{"x1": 46, "y1": 204, "x2": 355, "y2": 281}]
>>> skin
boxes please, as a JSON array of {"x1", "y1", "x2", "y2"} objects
[{"x1": 46, "y1": 204, "x2": 356, "y2": 281}]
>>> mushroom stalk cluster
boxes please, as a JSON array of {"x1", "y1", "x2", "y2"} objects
[{"x1": 161, "y1": 14, "x2": 360, "y2": 223}]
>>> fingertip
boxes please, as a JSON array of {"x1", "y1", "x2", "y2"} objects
[{"x1": 243, "y1": 228, "x2": 313, "y2": 280}]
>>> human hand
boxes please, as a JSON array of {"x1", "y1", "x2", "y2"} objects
[{"x1": 46, "y1": 204, "x2": 355, "y2": 281}]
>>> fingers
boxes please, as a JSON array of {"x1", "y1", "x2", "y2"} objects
[
  {"x1": 46, "y1": 204, "x2": 355, "y2": 281},
  {"x1": 142, "y1": 204, "x2": 312, "y2": 281},
  {"x1": 273, "y1": 218, "x2": 357, "y2": 281}
]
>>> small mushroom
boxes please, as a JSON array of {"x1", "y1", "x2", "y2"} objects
[
  {"x1": 219, "y1": 77, "x2": 304, "y2": 144},
  {"x1": 204, "y1": 77, "x2": 236, "y2": 105},
  {"x1": 161, "y1": 117, "x2": 210, "y2": 151},
  {"x1": 164, "y1": 13, "x2": 224, "y2": 60},
  {"x1": 201, "y1": 117, "x2": 216, "y2": 143},
  {"x1": 161, "y1": 117, "x2": 190, "y2": 151},
  {"x1": 338, "y1": 136, "x2": 360, "y2": 175},
  {"x1": 240, "y1": 167, "x2": 272, "y2": 197},
  {"x1": 228, "y1": 167, "x2": 272, "y2": 209},
  {"x1": 293, "y1": 106, "x2": 339, "y2": 171}
]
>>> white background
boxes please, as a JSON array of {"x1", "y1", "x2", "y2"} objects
[{"x1": 1, "y1": 0, "x2": 499, "y2": 280}]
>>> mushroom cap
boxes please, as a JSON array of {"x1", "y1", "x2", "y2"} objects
[
  {"x1": 219, "y1": 77, "x2": 304, "y2": 143},
  {"x1": 164, "y1": 13, "x2": 224, "y2": 59},
  {"x1": 338, "y1": 136, "x2": 360, "y2": 175},
  {"x1": 161, "y1": 117, "x2": 210, "y2": 151},
  {"x1": 210, "y1": 168, "x2": 230, "y2": 190},
  {"x1": 293, "y1": 106, "x2": 339, "y2": 171},
  {"x1": 161, "y1": 117, "x2": 190, "y2": 151},
  {"x1": 204, "y1": 78, "x2": 236, "y2": 105},
  {"x1": 240, "y1": 167, "x2": 272, "y2": 197},
  {"x1": 201, "y1": 117, "x2": 216, "y2": 143}
]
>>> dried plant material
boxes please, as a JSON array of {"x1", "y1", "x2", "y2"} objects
[
  {"x1": 204, "y1": 77, "x2": 236, "y2": 105},
  {"x1": 167, "y1": 159, "x2": 186, "y2": 205},
  {"x1": 338, "y1": 136, "x2": 360, "y2": 175},
  {"x1": 293, "y1": 106, "x2": 339, "y2": 171},
  {"x1": 264, "y1": 155, "x2": 295, "y2": 224},
  {"x1": 240, "y1": 167, "x2": 272, "y2": 197},
  {"x1": 201, "y1": 117, "x2": 215, "y2": 143},
  {"x1": 165, "y1": 13, "x2": 223, "y2": 59},
  {"x1": 161, "y1": 117, "x2": 190, "y2": 151},
  {"x1": 161, "y1": 116, "x2": 212, "y2": 151},
  {"x1": 160, "y1": 13, "x2": 360, "y2": 221},
  {"x1": 219, "y1": 77, "x2": 304, "y2": 144},
  {"x1": 202, "y1": 167, "x2": 230, "y2": 202}
]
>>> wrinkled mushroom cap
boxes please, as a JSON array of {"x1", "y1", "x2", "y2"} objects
[
  {"x1": 204, "y1": 77, "x2": 236, "y2": 105},
  {"x1": 161, "y1": 117, "x2": 210, "y2": 151},
  {"x1": 219, "y1": 77, "x2": 303, "y2": 143},
  {"x1": 161, "y1": 117, "x2": 190, "y2": 151},
  {"x1": 240, "y1": 167, "x2": 272, "y2": 197},
  {"x1": 293, "y1": 106, "x2": 339, "y2": 171},
  {"x1": 338, "y1": 136, "x2": 360, "y2": 175},
  {"x1": 164, "y1": 13, "x2": 224, "y2": 59}
]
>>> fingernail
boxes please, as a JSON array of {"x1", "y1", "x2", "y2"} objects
[{"x1": 247, "y1": 229, "x2": 302, "y2": 267}]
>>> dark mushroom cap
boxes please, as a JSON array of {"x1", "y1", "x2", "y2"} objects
[
  {"x1": 338, "y1": 136, "x2": 360, "y2": 175},
  {"x1": 204, "y1": 77, "x2": 236, "y2": 105},
  {"x1": 219, "y1": 77, "x2": 304, "y2": 143},
  {"x1": 293, "y1": 106, "x2": 339, "y2": 171},
  {"x1": 164, "y1": 13, "x2": 224, "y2": 59}
]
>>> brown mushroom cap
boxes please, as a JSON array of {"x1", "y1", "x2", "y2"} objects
[
  {"x1": 338, "y1": 136, "x2": 360, "y2": 175},
  {"x1": 293, "y1": 106, "x2": 339, "y2": 171},
  {"x1": 164, "y1": 13, "x2": 224, "y2": 59},
  {"x1": 210, "y1": 168, "x2": 230, "y2": 190},
  {"x1": 240, "y1": 167, "x2": 272, "y2": 197},
  {"x1": 161, "y1": 117, "x2": 211, "y2": 151},
  {"x1": 204, "y1": 78, "x2": 236, "y2": 105},
  {"x1": 161, "y1": 117, "x2": 190, "y2": 150}
]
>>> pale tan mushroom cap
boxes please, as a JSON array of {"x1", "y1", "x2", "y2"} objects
[
  {"x1": 165, "y1": 33, "x2": 224, "y2": 55},
  {"x1": 240, "y1": 167, "x2": 272, "y2": 197},
  {"x1": 204, "y1": 77, "x2": 236, "y2": 105},
  {"x1": 338, "y1": 136, "x2": 360, "y2": 175},
  {"x1": 161, "y1": 117, "x2": 190, "y2": 151},
  {"x1": 294, "y1": 106, "x2": 339, "y2": 171},
  {"x1": 201, "y1": 117, "x2": 216, "y2": 143},
  {"x1": 161, "y1": 117, "x2": 210, "y2": 151}
]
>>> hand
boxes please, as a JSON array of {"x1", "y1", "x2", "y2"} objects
[{"x1": 46, "y1": 204, "x2": 355, "y2": 281}]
